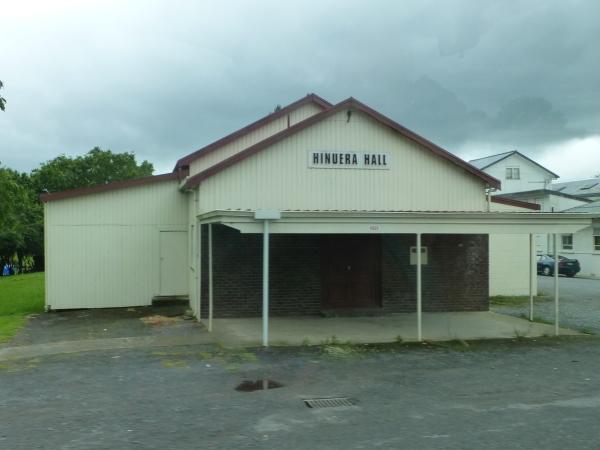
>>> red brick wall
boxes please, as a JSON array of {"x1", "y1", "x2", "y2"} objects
[{"x1": 382, "y1": 234, "x2": 489, "y2": 312}]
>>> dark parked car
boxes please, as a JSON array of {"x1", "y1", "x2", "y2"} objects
[{"x1": 537, "y1": 254, "x2": 580, "y2": 277}]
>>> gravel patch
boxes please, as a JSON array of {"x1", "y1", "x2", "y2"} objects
[{"x1": 493, "y1": 276, "x2": 600, "y2": 334}]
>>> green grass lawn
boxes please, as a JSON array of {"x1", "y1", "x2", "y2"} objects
[{"x1": 0, "y1": 272, "x2": 45, "y2": 342}]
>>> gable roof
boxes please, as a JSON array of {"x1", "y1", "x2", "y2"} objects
[
  {"x1": 469, "y1": 150, "x2": 559, "y2": 178},
  {"x1": 469, "y1": 151, "x2": 515, "y2": 169},
  {"x1": 174, "y1": 93, "x2": 332, "y2": 171},
  {"x1": 183, "y1": 97, "x2": 501, "y2": 190},
  {"x1": 40, "y1": 171, "x2": 186, "y2": 203},
  {"x1": 550, "y1": 178, "x2": 600, "y2": 198}
]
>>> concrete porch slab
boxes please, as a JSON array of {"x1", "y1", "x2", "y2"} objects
[{"x1": 209, "y1": 312, "x2": 580, "y2": 347}]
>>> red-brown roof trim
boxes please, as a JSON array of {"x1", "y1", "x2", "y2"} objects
[
  {"x1": 173, "y1": 93, "x2": 332, "y2": 171},
  {"x1": 491, "y1": 196, "x2": 541, "y2": 211},
  {"x1": 40, "y1": 170, "x2": 187, "y2": 203},
  {"x1": 183, "y1": 97, "x2": 501, "y2": 190}
]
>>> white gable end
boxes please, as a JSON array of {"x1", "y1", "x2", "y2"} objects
[
  {"x1": 196, "y1": 109, "x2": 488, "y2": 214},
  {"x1": 483, "y1": 153, "x2": 556, "y2": 194},
  {"x1": 189, "y1": 102, "x2": 324, "y2": 176}
]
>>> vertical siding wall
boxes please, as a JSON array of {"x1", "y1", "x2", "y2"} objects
[
  {"x1": 197, "y1": 109, "x2": 488, "y2": 212},
  {"x1": 488, "y1": 202, "x2": 537, "y2": 296},
  {"x1": 189, "y1": 103, "x2": 324, "y2": 176},
  {"x1": 489, "y1": 235, "x2": 533, "y2": 296},
  {"x1": 45, "y1": 181, "x2": 188, "y2": 309}
]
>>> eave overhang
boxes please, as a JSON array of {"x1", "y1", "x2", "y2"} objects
[{"x1": 196, "y1": 210, "x2": 592, "y2": 235}]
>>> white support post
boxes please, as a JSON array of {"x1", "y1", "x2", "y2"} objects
[
  {"x1": 529, "y1": 234, "x2": 534, "y2": 321},
  {"x1": 262, "y1": 220, "x2": 270, "y2": 347},
  {"x1": 197, "y1": 222, "x2": 202, "y2": 322},
  {"x1": 554, "y1": 233, "x2": 559, "y2": 336},
  {"x1": 416, "y1": 233, "x2": 422, "y2": 342},
  {"x1": 208, "y1": 224, "x2": 213, "y2": 332}
]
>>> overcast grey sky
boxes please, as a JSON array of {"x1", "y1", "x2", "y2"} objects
[{"x1": 1, "y1": 0, "x2": 599, "y2": 180}]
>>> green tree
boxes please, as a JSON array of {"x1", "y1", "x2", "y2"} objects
[
  {"x1": 0, "y1": 80, "x2": 5, "y2": 111},
  {"x1": 0, "y1": 168, "x2": 35, "y2": 267},
  {"x1": 31, "y1": 147, "x2": 154, "y2": 193}
]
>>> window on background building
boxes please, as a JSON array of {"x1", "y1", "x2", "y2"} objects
[
  {"x1": 506, "y1": 167, "x2": 520, "y2": 180},
  {"x1": 562, "y1": 234, "x2": 573, "y2": 250},
  {"x1": 594, "y1": 228, "x2": 600, "y2": 251}
]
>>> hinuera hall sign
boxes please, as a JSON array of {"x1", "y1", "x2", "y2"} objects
[{"x1": 308, "y1": 151, "x2": 391, "y2": 170}]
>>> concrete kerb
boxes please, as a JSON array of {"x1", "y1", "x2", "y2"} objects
[
  {"x1": 0, "y1": 334, "x2": 216, "y2": 362},
  {"x1": 0, "y1": 312, "x2": 584, "y2": 360},
  {"x1": 208, "y1": 312, "x2": 582, "y2": 348}
]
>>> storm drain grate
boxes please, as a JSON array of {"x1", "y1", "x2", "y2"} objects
[{"x1": 304, "y1": 397, "x2": 357, "y2": 409}]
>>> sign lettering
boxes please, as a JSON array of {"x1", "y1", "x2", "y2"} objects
[{"x1": 308, "y1": 151, "x2": 391, "y2": 170}]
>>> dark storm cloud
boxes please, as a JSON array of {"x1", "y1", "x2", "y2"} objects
[
  {"x1": 1, "y1": 0, "x2": 599, "y2": 174},
  {"x1": 391, "y1": 77, "x2": 581, "y2": 148}
]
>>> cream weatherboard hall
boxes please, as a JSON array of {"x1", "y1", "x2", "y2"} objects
[{"x1": 41, "y1": 94, "x2": 591, "y2": 345}]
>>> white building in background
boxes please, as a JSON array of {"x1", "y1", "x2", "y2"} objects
[
  {"x1": 471, "y1": 151, "x2": 600, "y2": 278},
  {"x1": 560, "y1": 201, "x2": 600, "y2": 277},
  {"x1": 549, "y1": 180, "x2": 600, "y2": 276},
  {"x1": 490, "y1": 188, "x2": 591, "y2": 254},
  {"x1": 550, "y1": 179, "x2": 600, "y2": 277},
  {"x1": 469, "y1": 150, "x2": 559, "y2": 194}
]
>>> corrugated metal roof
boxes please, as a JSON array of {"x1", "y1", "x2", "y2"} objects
[
  {"x1": 550, "y1": 178, "x2": 600, "y2": 198},
  {"x1": 495, "y1": 189, "x2": 591, "y2": 203},
  {"x1": 468, "y1": 151, "x2": 515, "y2": 169},
  {"x1": 564, "y1": 200, "x2": 600, "y2": 213}
]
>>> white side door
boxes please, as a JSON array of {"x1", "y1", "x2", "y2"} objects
[{"x1": 159, "y1": 231, "x2": 188, "y2": 296}]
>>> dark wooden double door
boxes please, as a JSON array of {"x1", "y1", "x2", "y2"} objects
[{"x1": 321, "y1": 235, "x2": 381, "y2": 309}]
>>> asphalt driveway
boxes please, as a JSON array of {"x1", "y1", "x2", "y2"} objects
[
  {"x1": 3, "y1": 304, "x2": 202, "y2": 348},
  {"x1": 2, "y1": 338, "x2": 600, "y2": 449},
  {"x1": 493, "y1": 276, "x2": 600, "y2": 334}
]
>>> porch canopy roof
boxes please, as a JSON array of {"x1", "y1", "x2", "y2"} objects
[{"x1": 197, "y1": 209, "x2": 592, "y2": 234}]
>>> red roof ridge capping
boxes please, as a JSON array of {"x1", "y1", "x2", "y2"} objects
[
  {"x1": 491, "y1": 196, "x2": 541, "y2": 211},
  {"x1": 173, "y1": 93, "x2": 332, "y2": 171},
  {"x1": 183, "y1": 97, "x2": 501, "y2": 190},
  {"x1": 40, "y1": 169, "x2": 188, "y2": 203}
]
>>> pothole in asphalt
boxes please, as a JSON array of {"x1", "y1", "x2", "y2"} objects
[{"x1": 235, "y1": 379, "x2": 284, "y2": 392}]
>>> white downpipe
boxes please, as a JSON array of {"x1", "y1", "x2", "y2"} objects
[
  {"x1": 416, "y1": 233, "x2": 422, "y2": 342},
  {"x1": 554, "y1": 233, "x2": 559, "y2": 336},
  {"x1": 529, "y1": 234, "x2": 534, "y2": 321},
  {"x1": 197, "y1": 222, "x2": 202, "y2": 321},
  {"x1": 208, "y1": 224, "x2": 213, "y2": 332},
  {"x1": 262, "y1": 220, "x2": 270, "y2": 347}
]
